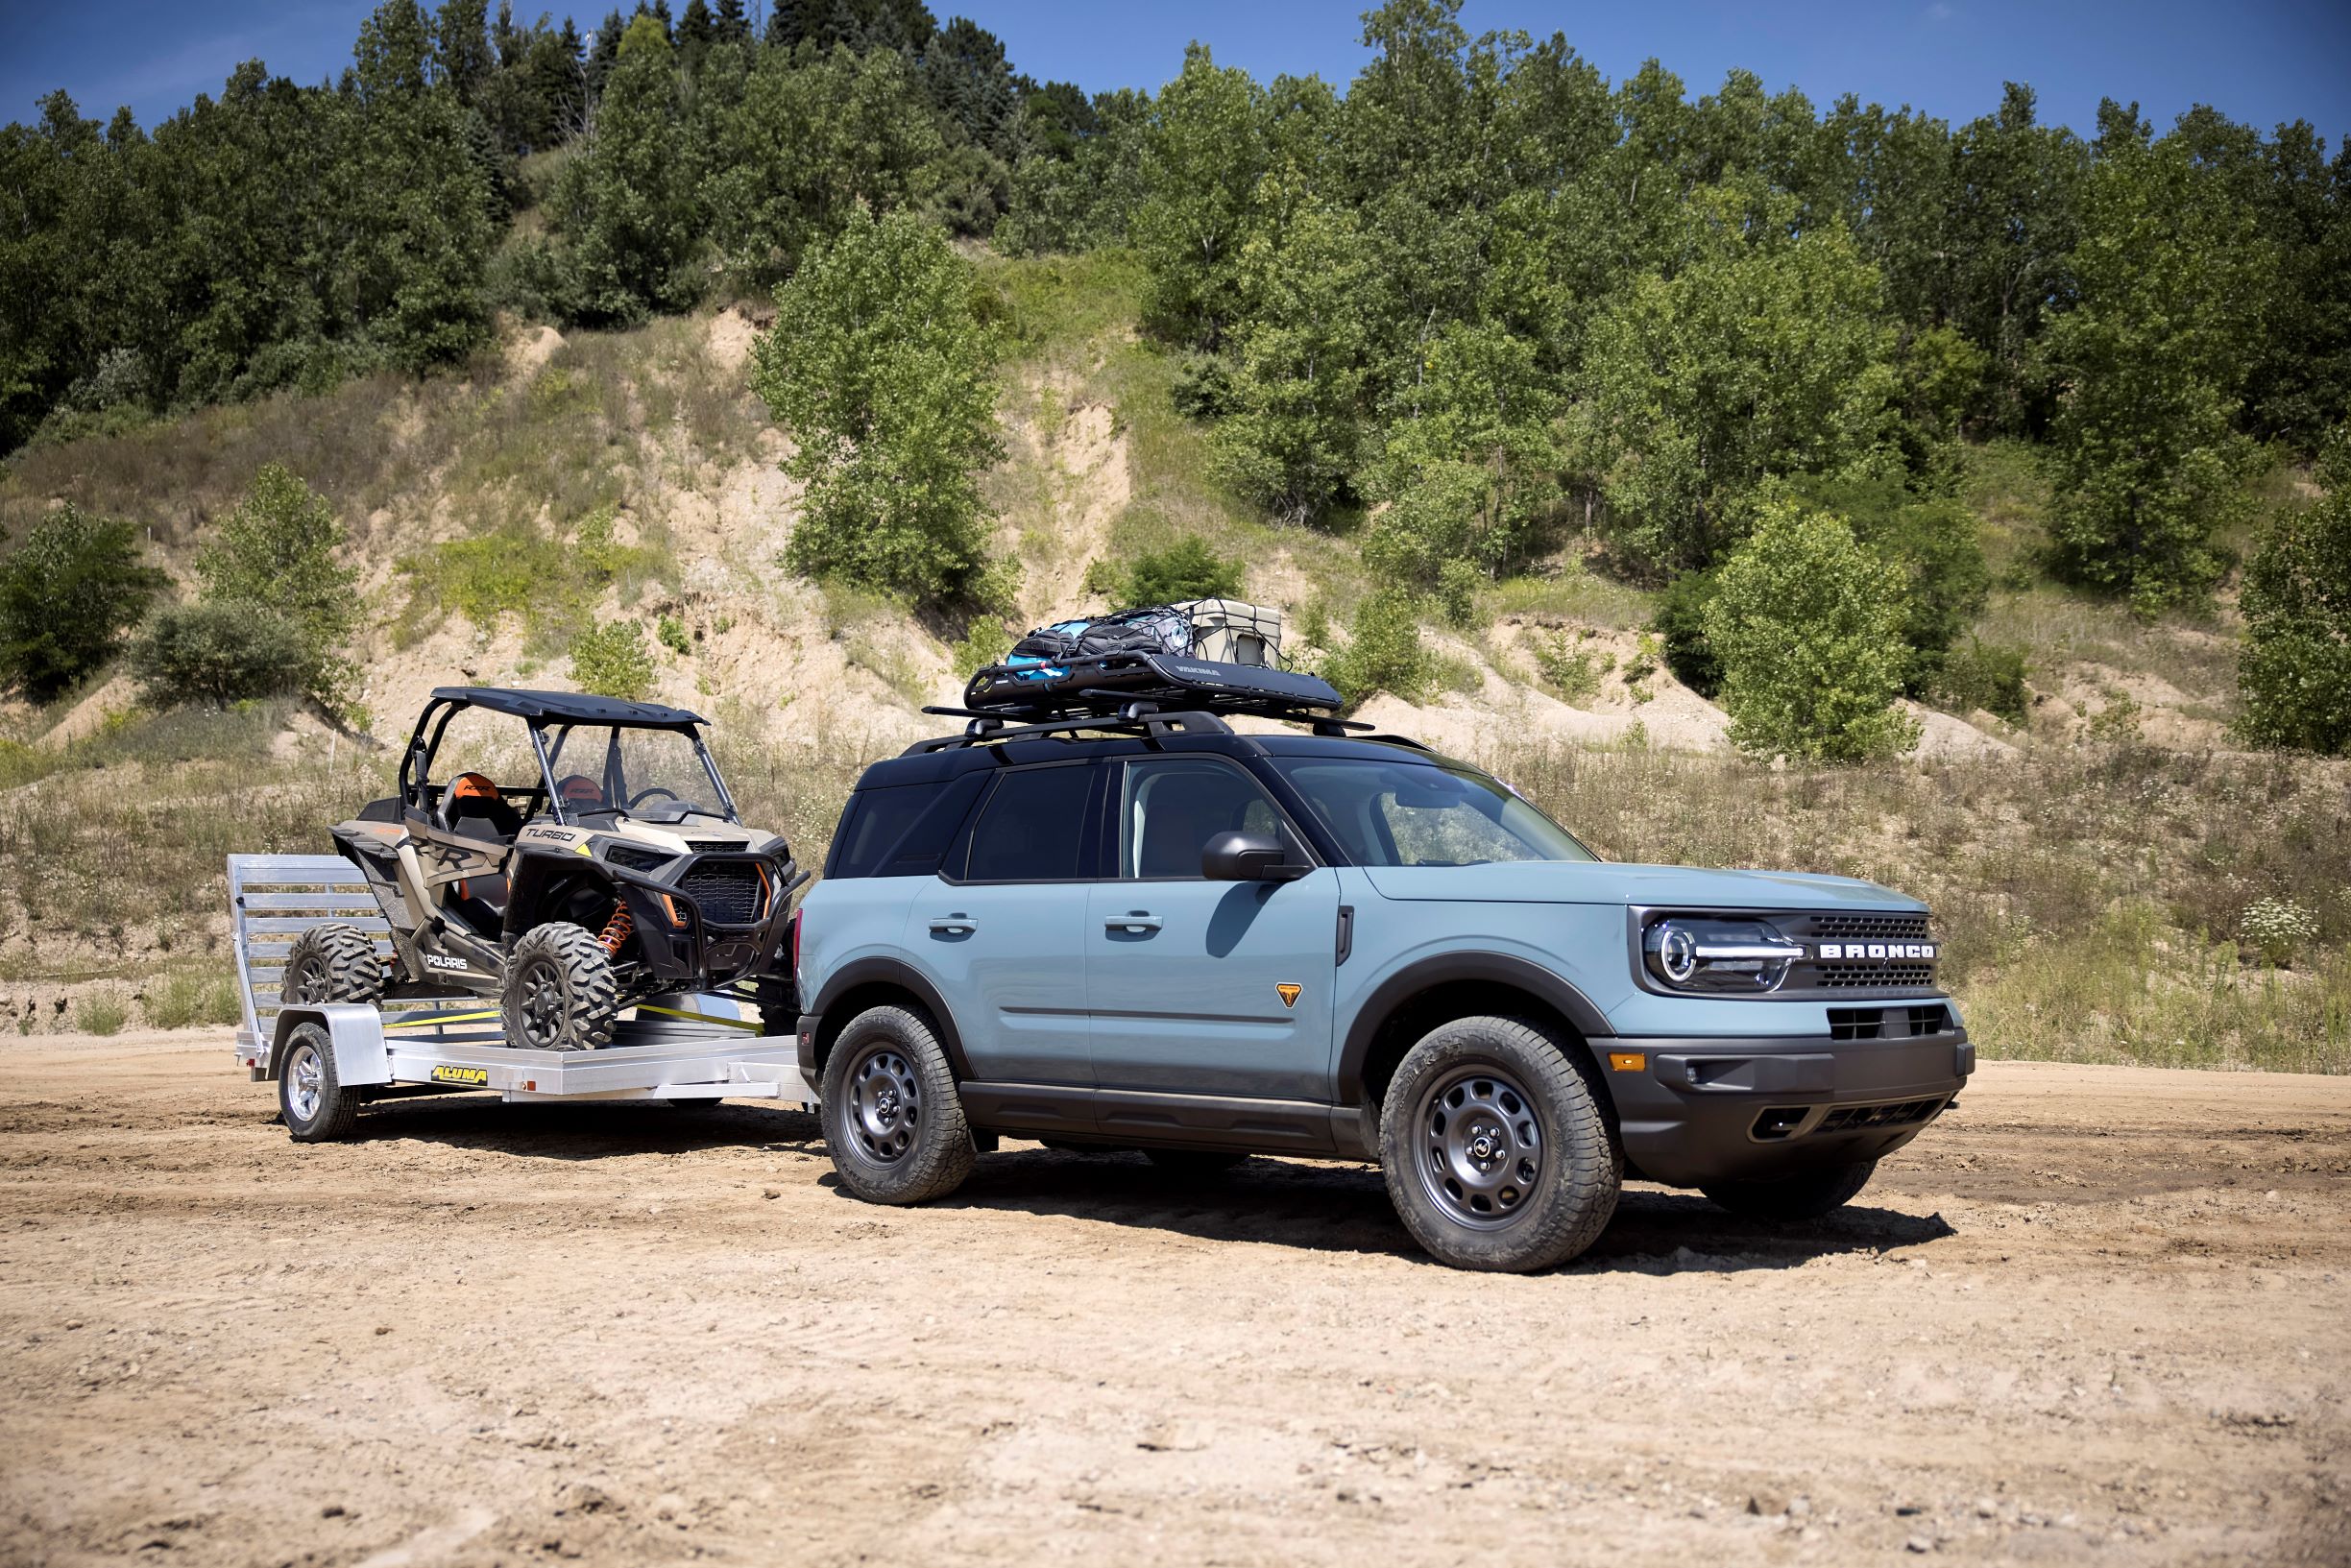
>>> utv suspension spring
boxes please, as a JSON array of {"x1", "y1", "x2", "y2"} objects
[{"x1": 598, "y1": 899, "x2": 635, "y2": 959}]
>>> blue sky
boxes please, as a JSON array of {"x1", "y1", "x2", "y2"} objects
[{"x1": 4, "y1": 0, "x2": 2346, "y2": 142}]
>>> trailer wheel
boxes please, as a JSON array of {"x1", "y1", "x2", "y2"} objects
[
  {"x1": 278, "y1": 1021, "x2": 361, "y2": 1142},
  {"x1": 280, "y1": 923, "x2": 385, "y2": 1006},
  {"x1": 819, "y1": 1005, "x2": 973, "y2": 1204},
  {"x1": 501, "y1": 923, "x2": 619, "y2": 1051}
]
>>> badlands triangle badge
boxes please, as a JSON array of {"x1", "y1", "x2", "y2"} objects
[{"x1": 1276, "y1": 982, "x2": 1302, "y2": 1009}]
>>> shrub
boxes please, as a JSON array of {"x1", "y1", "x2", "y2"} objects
[
  {"x1": 1930, "y1": 638, "x2": 2030, "y2": 723},
  {"x1": 951, "y1": 616, "x2": 1013, "y2": 680},
  {"x1": 570, "y1": 620, "x2": 655, "y2": 700},
  {"x1": 73, "y1": 991, "x2": 128, "y2": 1036},
  {"x1": 0, "y1": 504, "x2": 167, "y2": 701},
  {"x1": 128, "y1": 603, "x2": 311, "y2": 709},
  {"x1": 1533, "y1": 634, "x2": 1601, "y2": 705},
  {"x1": 2240, "y1": 897, "x2": 2317, "y2": 969},
  {"x1": 2237, "y1": 430, "x2": 2351, "y2": 754},
  {"x1": 1326, "y1": 590, "x2": 1432, "y2": 707},
  {"x1": 1125, "y1": 536, "x2": 1242, "y2": 605},
  {"x1": 189, "y1": 465, "x2": 362, "y2": 719},
  {"x1": 147, "y1": 968, "x2": 241, "y2": 1029},
  {"x1": 1782, "y1": 471, "x2": 1990, "y2": 689},
  {"x1": 1703, "y1": 502, "x2": 1921, "y2": 761},
  {"x1": 1433, "y1": 561, "x2": 1484, "y2": 630},
  {"x1": 656, "y1": 614, "x2": 691, "y2": 655}
]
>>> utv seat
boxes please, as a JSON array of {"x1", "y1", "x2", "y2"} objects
[{"x1": 443, "y1": 772, "x2": 517, "y2": 931}]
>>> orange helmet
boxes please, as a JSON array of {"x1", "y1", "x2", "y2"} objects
[
  {"x1": 556, "y1": 773, "x2": 604, "y2": 808},
  {"x1": 448, "y1": 771, "x2": 499, "y2": 802}
]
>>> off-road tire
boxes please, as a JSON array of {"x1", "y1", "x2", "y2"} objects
[
  {"x1": 1702, "y1": 1159, "x2": 1878, "y2": 1220},
  {"x1": 1143, "y1": 1148, "x2": 1247, "y2": 1175},
  {"x1": 279, "y1": 924, "x2": 384, "y2": 1006},
  {"x1": 820, "y1": 1005, "x2": 974, "y2": 1205},
  {"x1": 278, "y1": 1020, "x2": 361, "y2": 1142},
  {"x1": 1378, "y1": 1015, "x2": 1621, "y2": 1272},
  {"x1": 500, "y1": 923, "x2": 620, "y2": 1051}
]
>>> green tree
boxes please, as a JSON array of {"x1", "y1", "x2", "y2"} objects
[
  {"x1": 2237, "y1": 429, "x2": 2351, "y2": 753},
  {"x1": 1365, "y1": 320, "x2": 1561, "y2": 585},
  {"x1": 750, "y1": 206, "x2": 1003, "y2": 603},
  {"x1": 0, "y1": 505, "x2": 167, "y2": 701},
  {"x1": 193, "y1": 465, "x2": 362, "y2": 715},
  {"x1": 1703, "y1": 502, "x2": 1921, "y2": 761},
  {"x1": 2042, "y1": 107, "x2": 2275, "y2": 612},
  {"x1": 1571, "y1": 186, "x2": 1900, "y2": 573},
  {"x1": 1325, "y1": 589, "x2": 1432, "y2": 707},
  {"x1": 1131, "y1": 44, "x2": 1267, "y2": 348},
  {"x1": 128, "y1": 601, "x2": 311, "y2": 709},
  {"x1": 550, "y1": 13, "x2": 698, "y2": 323},
  {"x1": 1211, "y1": 185, "x2": 1377, "y2": 526}
]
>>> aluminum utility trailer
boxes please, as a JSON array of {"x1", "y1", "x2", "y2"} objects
[{"x1": 229, "y1": 854, "x2": 816, "y2": 1139}]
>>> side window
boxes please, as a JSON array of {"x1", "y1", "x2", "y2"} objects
[
  {"x1": 1118, "y1": 758, "x2": 1297, "y2": 880},
  {"x1": 960, "y1": 764, "x2": 1096, "y2": 881},
  {"x1": 829, "y1": 774, "x2": 987, "y2": 880}
]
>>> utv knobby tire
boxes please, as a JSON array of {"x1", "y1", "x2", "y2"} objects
[
  {"x1": 1378, "y1": 1015, "x2": 1621, "y2": 1273},
  {"x1": 279, "y1": 924, "x2": 384, "y2": 1006},
  {"x1": 1702, "y1": 1159, "x2": 1878, "y2": 1221},
  {"x1": 819, "y1": 1005, "x2": 974, "y2": 1205},
  {"x1": 501, "y1": 923, "x2": 620, "y2": 1051},
  {"x1": 278, "y1": 1020, "x2": 361, "y2": 1143}
]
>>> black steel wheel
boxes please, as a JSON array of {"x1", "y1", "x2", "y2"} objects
[
  {"x1": 279, "y1": 924, "x2": 384, "y2": 1006},
  {"x1": 819, "y1": 1005, "x2": 974, "y2": 1204},
  {"x1": 1378, "y1": 1015, "x2": 1621, "y2": 1272},
  {"x1": 499, "y1": 923, "x2": 620, "y2": 1051}
]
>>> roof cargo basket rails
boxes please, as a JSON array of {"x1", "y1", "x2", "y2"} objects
[
  {"x1": 959, "y1": 648, "x2": 1349, "y2": 727},
  {"x1": 906, "y1": 705, "x2": 1235, "y2": 754}
]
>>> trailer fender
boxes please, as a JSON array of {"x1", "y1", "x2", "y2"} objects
[{"x1": 271, "y1": 1004, "x2": 391, "y2": 1088}]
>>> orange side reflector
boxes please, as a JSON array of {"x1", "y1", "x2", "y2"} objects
[{"x1": 1608, "y1": 1051, "x2": 1648, "y2": 1073}]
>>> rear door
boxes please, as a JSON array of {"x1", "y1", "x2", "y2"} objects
[
  {"x1": 914, "y1": 759, "x2": 1102, "y2": 1086},
  {"x1": 1084, "y1": 755, "x2": 1340, "y2": 1108}
]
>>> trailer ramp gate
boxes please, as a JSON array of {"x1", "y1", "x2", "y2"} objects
[{"x1": 229, "y1": 854, "x2": 814, "y2": 1106}]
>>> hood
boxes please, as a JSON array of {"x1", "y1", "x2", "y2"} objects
[
  {"x1": 600, "y1": 816, "x2": 763, "y2": 853},
  {"x1": 1359, "y1": 859, "x2": 1925, "y2": 911}
]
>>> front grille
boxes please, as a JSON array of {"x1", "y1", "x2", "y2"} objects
[
  {"x1": 1812, "y1": 962, "x2": 1936, "y2": 990},
  {"x1": 1802, "y1": 913, "x2": 1931, "y2": 942},
  {"x1": 678, "y1": 860, "x2": 763, "y2": 925},
  {"x1": 1829, "y1": 1007, "x2": 1883, "y2": 1041},
  {"x1": 1816, "y1": 1097, "x2": 1947, "y2": 1134}
]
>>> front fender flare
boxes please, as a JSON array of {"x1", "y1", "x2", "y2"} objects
[{"x1": 1335, "y1": 950, "x2": 1615, "y2": 1108}]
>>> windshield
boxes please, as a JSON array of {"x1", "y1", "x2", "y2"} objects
[
  {"x1": 539, "y1": 723, "x2": 735, "y2": 824},
  {"x1": 1272, "y1": 757, "x2": 1596, "y2": 868}
]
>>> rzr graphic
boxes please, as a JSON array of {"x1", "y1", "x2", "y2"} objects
[{"x1": 281, "y1": 688, "x2": 802, "y2": 1050}]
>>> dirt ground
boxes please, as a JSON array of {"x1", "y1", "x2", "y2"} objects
[{"x1": 1, "y1": 1035, "x2": 2345, "y2": 1568}]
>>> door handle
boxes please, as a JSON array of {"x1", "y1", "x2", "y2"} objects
[
  {"x1": 1104, "y1": 912, "x2": 1161, "y2": 933},
  {"x1": 928, "y1": 915, "x2": 977, "y2": 935}
]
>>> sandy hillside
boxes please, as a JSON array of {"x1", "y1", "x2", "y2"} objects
[{"x1": 0, "y1": 1039, "x2": 2344, "y2": 1566}]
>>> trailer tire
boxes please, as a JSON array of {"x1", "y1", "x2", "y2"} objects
[
  {"x1": 501, "y1": 923, "x2": 620, "y2": 1051},
  {"x1": 280, "y1": 923, "x2": 384, "y2": 1006},
  {"x1": 278, "y1": 1021, "x2": 361, "y2": 1143},
  {"x1": 820, "y1": 1004, "x2": 973, "y2": 1204}
]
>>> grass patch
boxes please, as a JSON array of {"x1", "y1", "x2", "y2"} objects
[
  {"x1": 1481, "y1": 567, "x2": 1657, "y2": 631},
  {"x1": 397, "y1": 504, "x2": 670, "y2": 655},
  {"x1": 72, "y1": 990, "x2": 129, "y2": 1035},
  {"x1": 146, "y1": 966, "x2": 242, "y2": 1029}
]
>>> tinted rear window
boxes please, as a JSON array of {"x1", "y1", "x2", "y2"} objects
[
  {"x1": 961, "y1": 764, "x2": 1094, "y2": 880},
  {"x1": 828, "y1": 773, "x2": 986, "y2": 879}
]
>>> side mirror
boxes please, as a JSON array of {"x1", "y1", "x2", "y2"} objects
[{"x1": 1201, "y1": 831, "x2": 1308, "y2": 882}]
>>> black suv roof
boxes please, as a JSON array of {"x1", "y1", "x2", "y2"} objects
[
  {"x1": 429, "y1": 687, "x2": 708, "y2": 727},
  {"x1": 854, "y1": 716, "x2": 1450, "y2": 793}
]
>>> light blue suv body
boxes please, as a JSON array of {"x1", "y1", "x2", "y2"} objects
[{"x1": 793, "y1": 718, "x2": 1972, "y2": 1263}]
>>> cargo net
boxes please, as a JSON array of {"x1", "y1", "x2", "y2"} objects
[{"x1": 962, "y1": 598, "x2": 1342, "y2": 720}]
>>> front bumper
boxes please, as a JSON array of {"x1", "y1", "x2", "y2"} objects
[{"x1": 1602, "y1": 1028, "x2": 1974, "y2": 1187}]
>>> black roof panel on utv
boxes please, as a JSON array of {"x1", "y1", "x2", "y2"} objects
[{"x1": 429, "y1": 687, "x2": 708, "y2": 728}]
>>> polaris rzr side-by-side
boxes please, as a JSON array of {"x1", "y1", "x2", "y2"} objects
[{"x1": 281, "y1": 688, "x2": 801, "y2": 1049}]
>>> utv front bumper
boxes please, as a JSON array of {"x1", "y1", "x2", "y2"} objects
[
  {"x1": 607, "y1": 855, "x2": 791, "y2": 985},
  {"x1": 1603, "y1": 1023, "x2": 1974, "y2": 1188}
]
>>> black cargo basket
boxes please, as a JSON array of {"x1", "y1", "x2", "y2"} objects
[{"x1": 961, "y1": 650, "x2": 1345, "y2": 722}]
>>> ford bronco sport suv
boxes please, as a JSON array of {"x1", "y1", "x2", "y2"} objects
[
  {"x1": 287, "y1": 688, "x2": 799, "y2": 1051},
  {"x1": 792, "y1": 686, "x2": 1971, "y2": 1273}
]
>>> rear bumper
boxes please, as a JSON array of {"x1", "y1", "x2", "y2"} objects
[{"x1": 1602, "y1": 1029, "x2": 1973, "y2": 1188}]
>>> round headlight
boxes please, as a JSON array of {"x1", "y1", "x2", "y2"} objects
[
  {"x1": 1659, "y1": 925, "x2": 1698, "y2": 982},
  {"x1": 1643, "y1": 916, "x2": 1805, "y2": 994}
]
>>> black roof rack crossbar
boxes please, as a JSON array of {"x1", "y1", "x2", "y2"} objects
[{"x1": 906, "y1": 706, "x2": 1234, "y2": 755}]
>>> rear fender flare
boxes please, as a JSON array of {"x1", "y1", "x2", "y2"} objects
[{"x1": 808, "y1": 957, "x2": 973, "y2": 1080}]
